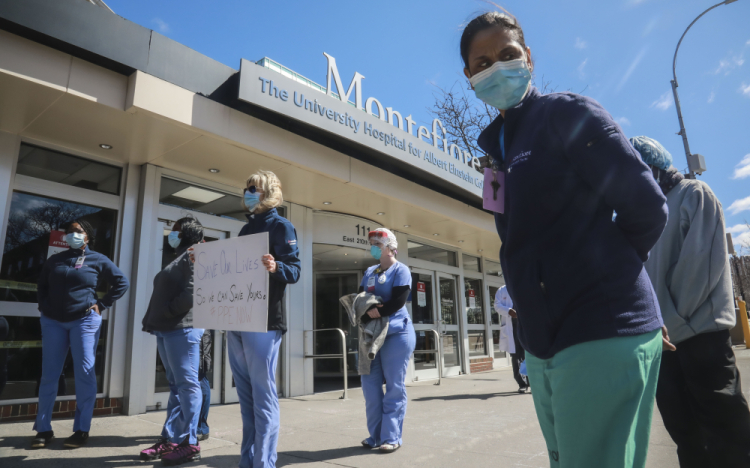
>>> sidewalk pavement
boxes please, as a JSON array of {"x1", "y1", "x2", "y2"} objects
[{"x1": 2, "y1": 349, "x2": 749, "y2": 468}]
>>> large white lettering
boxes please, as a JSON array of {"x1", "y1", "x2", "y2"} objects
[
  {"x1": 322, "y1": 53, "x2": 483, "y2": 170},
  {"x1": 324, "y1": 52, "x2": 365, "y2": 111}
]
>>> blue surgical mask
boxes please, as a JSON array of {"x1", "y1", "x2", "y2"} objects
[
  {"x1": 65, "y1": 232, "x2": 86, "y2": 249},
  {"x1": 470, "y1": 58, "x2": 532, "y2": 110},
  {"x1": 244, "y1": 192, "x2": 260, "y2": 212},
  {"x1": 370, "y1": 245, "x2": 382, "y2": 260},
  {"x1": 168, "y1": 231, "x2": 181, "y2": 249}
]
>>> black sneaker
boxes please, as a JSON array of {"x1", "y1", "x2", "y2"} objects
[
  {"x1": 197, "y1": 433, "x2": 209, "y2": 442},
  {"x1": 518, "y1": 386, "x2": 529, "y2": 394},
  {"x1": 31, "y1": 431, "x2": 54, "y2": 449},
  {"x1": 63, "y1": 430, "x2": 89, "y2": 448}
]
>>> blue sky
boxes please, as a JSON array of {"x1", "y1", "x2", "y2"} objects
[{"x1": 106, "y1": 0, "x2": 750, "y2": 247}]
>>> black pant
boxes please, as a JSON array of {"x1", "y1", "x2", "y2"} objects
[
  {"x1": 656, "y1": 329, "x2": 750, "y2": 468},
  {"x1": 510, "y1": 318, "x2": 528, "y2": 388}
]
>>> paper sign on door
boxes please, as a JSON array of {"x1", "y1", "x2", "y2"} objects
[
  {"x1": 468, "y1": 289, "x2": 476, "y2": 309},
  {"x1": 417, "y1": 282, "x2": 427, "y2": 307}
]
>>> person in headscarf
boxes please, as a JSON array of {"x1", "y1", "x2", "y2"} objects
[{"x1": 633, "y1": 135, "x2": 750, "y2": 468}]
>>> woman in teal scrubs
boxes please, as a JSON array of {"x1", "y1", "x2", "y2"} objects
[{"x1": 460, "y1": 8, "x2": 672, "y2": 468}]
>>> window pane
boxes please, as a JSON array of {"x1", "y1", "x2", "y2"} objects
[
  {"x1": 407, "y1": 241, "x2": 457, "y2": 267},
  {"x1": 485, "y1": 260, "x2": 504, "y2": 278},
  {"x1": 489, "y1": 285, "x2": 500, "y2": 325},
  {"x1": 492, "y1": 330, "x2": 506, "y2": 359},
  {"x1": 439, "y1": 277, "x2": 458, "y2": 325},
  {"x1": 468, "y1": 331, "x2": 486, "y2": 357},
  {"x1": 413, "y1": 330, "x2": 438, "y2": 371},
  {"x1": 462, "y1": 254, "x2": 480, "y2": 272},
  {"x1": 410, "y1": 273, "x2": 434, "y2": 325},
  {"x1": 442, "y1": 331, "x2": 460, "y2": 367},
  {"x1": 159, "y1": 178, "x2": 245, "y2": 222},
  {"x1": 1, "y1": 192, "x2": 118, "y2": 303},
  {"x1": 17, "y1": 144, "x2": 121, "y2": 195},
  {"x1": 0, "y1": 316, "x2": 108, "y2": 400},
  {"x1": 464, "y1": 278, "x2": 485, "y2": 325}
]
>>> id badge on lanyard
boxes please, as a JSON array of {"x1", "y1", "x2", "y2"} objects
[
  {"x1": 367, "y1": 275, "x2": 376, "y2": 293},
  {"x1": 75, "y1": 256, "x2": 85, "y2": 269},
  {"x1": 482, "y1": 125, "x2": 506, "y2": 214}
]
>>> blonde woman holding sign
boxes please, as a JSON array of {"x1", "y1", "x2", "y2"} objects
[{"x1": 228, "y1": 170, "x2": 300, "y2": 468}]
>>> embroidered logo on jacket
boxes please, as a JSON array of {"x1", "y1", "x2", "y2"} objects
[{"x1": 507, "y1": 151, "x2": 531, "y2": 172}]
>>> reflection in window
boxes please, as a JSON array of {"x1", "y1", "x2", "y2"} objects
[
  {"x1": 462, "y1": 254, "x2": 481, "y2": 272},
  {"x1": 16, "y1": 144, "x2": 122, "y2": 195},
  {"x1": 407, "y1": 241, "x2": 457, "y2": 267},
  {"x1": 468, "y1": 331, "x2": 486, "y2": 357},
  {"x1": 159, "y1": 178, "x2": 245, "y2": 222},
  {"x1": 439, "y1": 278, "x2": 458, "y2": 325},
  {"x1": 465, "y1": 278, "x2": 485, "y2": 325},
  {"x1": 485, "y1": 259, "x2": 504, "y2": 278},
  {"x1": 489, "y1": 285, "x2": 500, "y2": 325},
  {"x1": 0, "y1": 316, "x2": 107, "y2": 401},
  {"x1": 0, "y1": 192, "x2": 117, "y2": 303}
]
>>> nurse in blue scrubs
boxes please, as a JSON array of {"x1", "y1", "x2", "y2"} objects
[
  {"x1": 359, "y1": 228, "x2": 416, "y2": 453},
  {"x1": 228, "y1": 170, "x2": 300, "y2": 468},
  {"x1": 33, "y1": 219, "x2": 129, "y2": 449}
]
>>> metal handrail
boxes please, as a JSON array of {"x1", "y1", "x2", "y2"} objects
[
  {"x1": 412, "y1": 329, "x2": 442, "y2": 385},
  {"x1": 304, "y1": 328, "x2": 348, "y2": 399}
]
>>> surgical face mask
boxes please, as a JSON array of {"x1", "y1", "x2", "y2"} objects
[
  {"x1": 244, "y1": 192, "x2": 260, "y2": 212},
  {"x1": 65, "y1": 232, "x2": 86, "y2": 249},
  {"x1": 168, "y1": 231, "x2": 181, "y2": 249},
  {"x1": 370, "y1": 245, "x2": 382, "y2": 260},
  {"x1": 469, "y1": 58, "x2": 532, "y2": 110}
]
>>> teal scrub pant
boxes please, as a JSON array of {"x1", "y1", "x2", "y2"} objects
[{"x1": 525, "y1": 330, "x2": 662, "y2": 468}]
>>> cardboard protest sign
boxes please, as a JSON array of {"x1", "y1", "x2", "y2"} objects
[{"x1": 192, "y1": 232, "x2": 269, "y2": 332}]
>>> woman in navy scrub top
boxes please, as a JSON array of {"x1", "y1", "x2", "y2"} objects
[
  {"x1": 33, "y1": 219, "x2": 129, "y2": 449},
  {"x1": 359, "y1": 228, "x2": 416, "y2": 453}
]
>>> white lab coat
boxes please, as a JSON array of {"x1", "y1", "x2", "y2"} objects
[{"x1": 494, "y1": 286, "x2": 515, "y2": 354}]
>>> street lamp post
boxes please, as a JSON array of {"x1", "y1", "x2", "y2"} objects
[{"x1": 671, "y1": 0, "x2": 739, "y2": 179}]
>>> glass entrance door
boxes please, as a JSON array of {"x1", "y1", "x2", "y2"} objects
[
  {"x1": 411, "y1": 269, "x2": 463, "y2": 380},
  {"x1": 437, "y1": 274, "x2": 462, "y2": 377},
  {"x1": 313, "y1": 272, "x2": 360, "y2": 393}
]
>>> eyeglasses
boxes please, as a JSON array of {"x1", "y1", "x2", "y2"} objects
[{"x1": 243, "y1": 186, "x2": 258, "y2": 195}]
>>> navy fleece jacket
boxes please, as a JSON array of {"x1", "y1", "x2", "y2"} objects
[
  {"x1": 477, "y1": 87, "x2": 667, "y2": 359},
  {"x1": 239, "y1": 208, "x2": 300, "y2": 333},
  {"x1": 37, "y1": 245, "x2": 129, "y2": 322}
]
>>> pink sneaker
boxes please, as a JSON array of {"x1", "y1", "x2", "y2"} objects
[
  {"x1": 140, "y1": 439, "x2": 178, "y2": 460},
  {"x1": 161, "y1": 442, "x2": 201, "y2": 466}
]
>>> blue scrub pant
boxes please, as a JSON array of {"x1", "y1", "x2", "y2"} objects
[
  {"x1": 198, "y1": 372, "x2": 211, "y2": 436},
  {"x1": 361, "y1": 319, "x2": 416, "y2": 446},
  {"x1": 155, "y1": 328, "x2": 204, "y2": 445},
  {"x1": 35, "y1": 312, "x2": 101, "y2": 433},
  {"x1": 227, "y1": 330, "x2": 282, "y2": 468}
]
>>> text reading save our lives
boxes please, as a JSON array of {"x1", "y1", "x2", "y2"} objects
[{"x1": 192, "y1": 233, "x2": 269, "y2": 333}]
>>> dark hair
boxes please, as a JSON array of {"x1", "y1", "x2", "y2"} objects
[
  {"x1": 64, "y1": 219, "x2": 96, "y2": 247},
  {"x1": 175, "y1": 216, "x2": 204, "y2": 247},
  {"x1": 460, "y1": 7, "x2": 527, "y2": 70}
]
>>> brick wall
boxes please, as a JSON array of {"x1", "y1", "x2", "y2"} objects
[
  {"x1": 470, "y1": 356, "x2": 493, "y2": 374},
  {"x1": 0, "y1": 397, "x2": 121, "y2": 423}
]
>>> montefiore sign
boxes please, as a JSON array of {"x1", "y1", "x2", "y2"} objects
[{"x1": 238, "y1": 54, "x2": 483, "y2": 198}]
